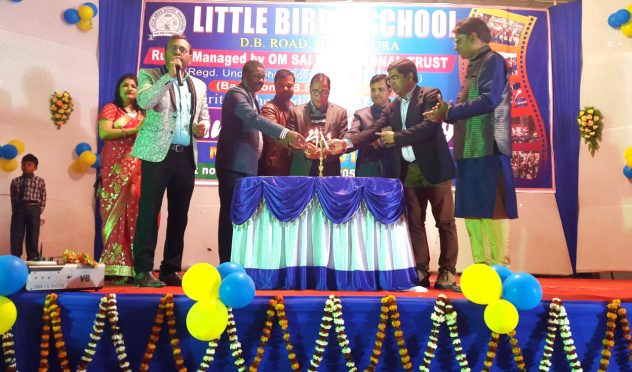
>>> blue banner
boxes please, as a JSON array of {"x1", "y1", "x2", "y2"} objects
[{"x1": 139, "y1": 1, "x2": 553, "y2": 190}]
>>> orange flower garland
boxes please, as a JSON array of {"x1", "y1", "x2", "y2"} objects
[
  {"x1": 599, "y1": 299, "x2": 632, "y2": 372},
  {"x1": 49, "y1": 91, "x2": 74, "y2": 129},
  {"x1": 481, "y1": 330, "x2": 525, "y2": 372},
  {"x1": 139, "y1": 294, "x2": 185, "y2": 372},
  {"x1": 366, "y1": 295, "x2": 412, "y2": 371},
  {"x1": 38, "y1": 293, "x2": 71, "y2": 372},
  {"x1": 1, "y1": 331, "x2": 17, "y2": 372}
]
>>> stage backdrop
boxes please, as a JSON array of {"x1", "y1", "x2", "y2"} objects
[{"x1": 137, "y1": 1, "x2": 554, "y2": 191}]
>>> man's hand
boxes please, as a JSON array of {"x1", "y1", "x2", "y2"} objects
[
  {"x1": 40, "y1": 216, "x2": 46, "y2": 226},
  {"x1": 192, "y1": 122, "x2": 207, "y2": 138},
  {"x1": 304, "y1": 143, "x2": 322, "y2": 159},
  {"x1": 423, "y1": 94, "x2": 450, "y2": 123},
  {"x1": 327, "y1": 139, "x2": 347, "y2": 156},
  {"x1": 376, "y1": 131, "x2": 395, "y2": 145},
  {"x1": 286, "y1": 131, "x2": 306, "y2": 149},
  {"x1": 167, "y1": 57, "x2": 182, "y2": 78}
]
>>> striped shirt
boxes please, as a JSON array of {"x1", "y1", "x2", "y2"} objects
[{"x1": 10, "y1": 174, "x2": 46, "y2": 213}]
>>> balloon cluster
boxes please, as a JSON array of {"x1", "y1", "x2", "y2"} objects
[
  {"x1": 63, "y1": 2, "x2": 98, "y2": 32},
  {"x1": 460, "y1": 264, "x2": 542, "y2": 334},
  {"x1": 183, "y1": 262, "x2": 255, "y2": 341},
  {"x1": 0, "y1": 256, "x2": 29, "y2": 335},
  {"x1": 71, "y1": 142, "x2": 99, "y2": 173},
  {"x1": 624, "y1": 147, "x2": 632, "y2": 180},
  {"x1": 49, "y1": 91, "x2": 74, "y2": 129},
  {"x1": 608, "y1": 6, "x2": 632, "y2": 36},
  {"x1": 0, "y1": 139, "x2": 25, "y2": 172}
]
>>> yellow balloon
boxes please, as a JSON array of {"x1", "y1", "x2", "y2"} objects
[
  {"x1": 79, "y1": 151, "x2": 97, "y2": 167},
  {"x1": 624, "y1": 147, "x2": 632, "y2": 167},
  {"x1": 77, "y1": 19, "x2": 92, "y2": 32},
  {"x1": 622, "y1": 22, "x2": 632, "y2": 37},
  {"x1": 7, "y1": 139, "x2": 25, "y2": 155},
  {"x1": 484, "y1": 299, "x2": 519, "y2": 334},
  {"x1": 77, "y1": 5, "x2": 94, "y2": 20},
  {"x1": 0, "y1": 158, "x2": 18, "y2": 172},
  {"x1": 460, "y1": 264, "x2": 502, "y2": 305},
  {"x1": 0, "y1": 296, "x2": 17, "y2": 335},
  {"x1": 182, "y1": 263, "x2": 221, "y2": 302},
  {"x1": 71, "y1": 159, "x2": 89, "y2": 173},
  {"x1": 186, "y1": 300, "x2": 228, "y2": 341}
]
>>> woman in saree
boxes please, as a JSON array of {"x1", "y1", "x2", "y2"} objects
[{"x1": 97, "y1": 74, "x2": 144, "y2": 283}]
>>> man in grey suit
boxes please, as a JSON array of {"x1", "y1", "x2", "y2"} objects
[
  {"x1": 131, "y1": 35, "x2": 209, "y2": 287},
  {"x1": 344, "y1": 74, "x2": 397, "y2": 178},
  {"x1": 288, "y1": 73, "x2": 348, "y2": 176},
  {"x1": 216, "y1": 60, "x2": 306, "y2": 263}
]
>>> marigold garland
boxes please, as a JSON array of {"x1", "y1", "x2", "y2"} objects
[
  {"x1": 49, "y1": 91, "x2": 74, "y2": 129},
  {"x1": 577, "y1": 106, "x2": 603, "y2": 156},
  {"x1": 538, "y1": 298, "x2": 582, "y2": 371},
  {"x1": 225, "y1": 309, "x2": 247, "y2": 372},
  {"x1": 139, "y1": 294, "x2": 185, "y2": 372},
  {"x1": 1, "y1": 331, "x2": 17, "y2": 372},
  {"x1": 598, "y1": 299, "x2": 632, "y2": 372},
  {"x1": 365, "y1": 295, "x2": 412, "y2": 371},
  {"x1": 38, "y1": 293, "x2": 71, "y2": 372},
  {"x1": 196, "y1": 339, "x2": 219, "y2": 372},
  {"x1": 307, "y1": 295, "x2": 357, "y2": 372},
  {"x1": 105, "y1": 295, "x2": 132, "y2": 371},
  {"x1": 419, "y1": 294, "x2": 470, "y2": 372},
  {"x1": 76, "y1": 295, "x2": 109, "y2": 371},
  {"x1": 481, "y1": 330, "x2": 526, "y2": 372}
]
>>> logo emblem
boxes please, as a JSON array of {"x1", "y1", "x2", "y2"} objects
[{"x1": 148, "y1": 6, "x2": 186, "y2": 39}]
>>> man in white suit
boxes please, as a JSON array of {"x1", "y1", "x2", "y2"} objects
[{"x1": 131, "y1": 35, "x2": 209, "y2": 287}]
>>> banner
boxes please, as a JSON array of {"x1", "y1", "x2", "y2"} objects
[{"x1": 138, "y1": 1, "x2": 553, "y2": 190}]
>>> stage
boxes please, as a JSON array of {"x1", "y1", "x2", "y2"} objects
[{"x1": 3, "y1": 276, "x2": 632, "y2": 371}]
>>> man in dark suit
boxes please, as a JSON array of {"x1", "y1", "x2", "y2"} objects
[
  {"x1": 288, "y1": 73, "x2": 348, "y2": 176},
  {"x1": 344, "y1": 74, "x2": 397, "y2": 178},
  {"x1": 329, "y1": 59, "x2": 461, "y2": 291},
  {"x1": 216, "y1": 60, "x2": 306, "y2": 263}
]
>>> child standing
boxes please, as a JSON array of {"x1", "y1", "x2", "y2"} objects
[{"x1": 10, "y1": 154, "x2": 46, "y2": 261}]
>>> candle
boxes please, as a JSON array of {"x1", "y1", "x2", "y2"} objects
[{"x1": 320, "y1": 131, "x2": 329, "y2": 150}]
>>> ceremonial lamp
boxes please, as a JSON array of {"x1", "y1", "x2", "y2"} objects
[{"x1": 305, "y1": 128, "x2": 330, "y2": 177}]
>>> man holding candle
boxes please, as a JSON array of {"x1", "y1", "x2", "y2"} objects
[
  {"x1": 328, "y1": 59, "x2": 461, "y2": 292},
  {"x1": 288, "y1": 73, "x2": 348, "y2": 176},
  {"x1": 216, "y1": 60, "x2": 307, "y2": 263}
]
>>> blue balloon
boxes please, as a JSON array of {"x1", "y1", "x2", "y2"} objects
[
  {"x1": 615, "y1": 9, "x2": 631, "y2": 25},
  {"x1": 75, "y1": 142, "x2": 92, "y2": 156},
  {"x1": 609, "y1": 13, "x2": 622, "y2": 29},
  {"x1": 219, "y1": 272, "x2": 255, "y2": 309},
  {"x1": 1, "y1": 144, "x2": 18, "y2": 160},
  {"x1": 217, "y1": 262, "x2": 246, "y2": 279},
  {"x1": 91, "y1": 153, "x2": 101, "y2": 169},
  {"x1": 491, "y1": 264, "x2": 513, "y2": 283},
  {"x1": 83, "y1": 2, "x2": 98, "y2": 17},
  {"x1": 63, "y1": 9, "x2": 80, "y2": 25},
  {"x1": 0, "y1": 145, "x2": 3, "y2": 159},
  {"x1": 0, "y1": 255, "x2": 29, "y2": 296},
  {"x1": 624, "y1": 166, "x2": 632, "y2": 179},
  {"x1": 502, "y1": 272, "x2": 542, "y2": 311}
]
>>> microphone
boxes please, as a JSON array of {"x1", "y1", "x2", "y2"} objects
[{"x1": 175, "y1": 65, "x2": 183, "y2": 86}]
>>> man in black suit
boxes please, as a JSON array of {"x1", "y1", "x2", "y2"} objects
[
  {"x1": 216, "y1": 60, "x2": 307, "y2": 263},
  {"x1": 329, "y1": 59, "x2": 461, "y2": 291},
  {"x1": 344, "y1": 74, "x2": 397, "y2": 177}
]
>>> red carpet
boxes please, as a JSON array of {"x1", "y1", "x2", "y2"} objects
[{"x1": 95, "y1": 274, "x2": 632, "y2": 301}]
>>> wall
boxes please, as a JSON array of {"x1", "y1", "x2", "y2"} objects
[{"x1": 577, "y1": 0, "x2": 632, "y2": 272}]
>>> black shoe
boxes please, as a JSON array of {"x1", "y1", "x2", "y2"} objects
[
  {"x1": 134, "y1": 271, "x2": 165, "y2": 288},
  {"x1": 159, "y1": 272, "x2": 183, "y2": 286},
  {"x1": 416, "y1": 268, "x2": 430, "y2": 288}
]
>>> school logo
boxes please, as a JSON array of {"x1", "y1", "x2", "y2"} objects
[{"x1": 148, "y1": 6, "x2": 186, "y2": 39}]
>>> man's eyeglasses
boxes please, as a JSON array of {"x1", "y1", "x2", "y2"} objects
[
  {"x1": 453, "y1": 35, "x2": 468, "y2": 45},
  {"x1": 167, "y1": 45, "x2": 190, "y2": 54},
  {"x1": 310, "y1": 89, "x2": 330, "y2": 96},
  {"x1": 386, "y1": 75, "x2": 402, "y2": 83}
]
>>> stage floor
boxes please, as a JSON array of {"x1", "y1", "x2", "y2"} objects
[{"x1": 98, "y1": 274, "x2": 632, "y2": 301}]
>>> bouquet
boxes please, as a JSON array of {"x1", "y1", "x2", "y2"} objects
[
  {"x1": 50, "y1": 91, "x2": 74, "y2": 129},
  {"x1": 577, "y1": 106, "x2": 603, "y2": 156}
]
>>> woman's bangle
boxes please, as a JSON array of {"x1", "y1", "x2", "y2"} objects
[{"x1": 121, "y1": 128, "x2": 127, "y2": 137}]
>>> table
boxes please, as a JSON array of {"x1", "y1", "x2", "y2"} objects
[{"x1": 230, "y1": 176, "x2": 417, "y2": 290}]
